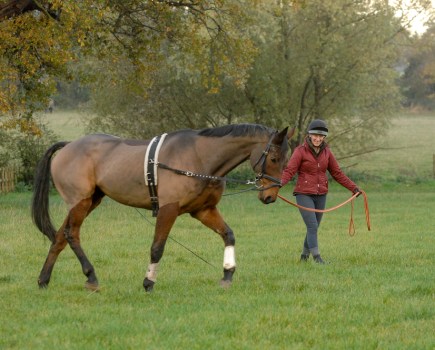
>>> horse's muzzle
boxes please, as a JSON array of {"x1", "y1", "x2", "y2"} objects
[
  {"x1": 259, "y1": 191, "x2": 277, "y2": 204},
  {"x1": 263, "y1": 195, "x2": 276, "y2": 204}
]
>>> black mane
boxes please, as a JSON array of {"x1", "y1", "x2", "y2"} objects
[{"x1": 198, "y1": 124, "x2": 273, "y2": 138}]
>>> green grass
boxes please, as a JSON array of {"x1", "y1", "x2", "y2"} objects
[
  {"x1": 1, "y1": 112, "x2": 434, "y2": 349},
  {"x1": 0, "y1": 183, "x2": 434, "y2": 349}
]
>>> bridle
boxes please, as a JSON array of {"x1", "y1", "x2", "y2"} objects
[
  {"x1": 251, "y1": 131, "x2": 284, "y2": 191},
  {"x1": 155, "y1": 131, "x2": 284, "y2": 192}
]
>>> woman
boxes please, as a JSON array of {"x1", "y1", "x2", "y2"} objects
[{"x1": 280, "y1": 119, "x2": 360, "y2": 264}]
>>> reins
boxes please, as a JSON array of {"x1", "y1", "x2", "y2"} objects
[{"x1": 277, "y1": 190, "x2": 371, "y2": 236}]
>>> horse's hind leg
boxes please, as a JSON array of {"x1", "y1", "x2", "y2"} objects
[
  {"x1": 38, "y1": 223, "x2": 68, "y2": 288},
  {"x1": 192, "y1": 206, "x2": 236, "y2": 288},
  {"x1": 38, "y1": 192, "x2": 104, "y2": 289},
  {"x1": 64, "y1": 197, "x2": 100, "y2": 291}
]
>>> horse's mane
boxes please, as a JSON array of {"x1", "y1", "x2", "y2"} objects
[{"x1": 198, "y1": 124, "x2": 272, "y2": 138}]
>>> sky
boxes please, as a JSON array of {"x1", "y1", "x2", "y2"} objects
[{"x1": 396, "y1": 0, "x2": 435, "y2": 34}]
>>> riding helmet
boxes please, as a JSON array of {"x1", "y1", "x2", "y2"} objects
[{"x1": 307, "y1": 119, "x2": 328, "y2": 136}]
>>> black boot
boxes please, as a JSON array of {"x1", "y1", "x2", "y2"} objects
[
  {"x1": 313, "y1": 255, "x2": 326, "y2": 264},
  {"x1": 300, "y1": 254, "x2": 310, "y2": 262}
]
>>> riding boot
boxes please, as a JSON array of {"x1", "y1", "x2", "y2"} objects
[
  {"x1": 300, "y1": 254, "x2": 310, "y2": 262},
  {"x1": 313, "y1": 254, "x2": 326, "y2": 264}
]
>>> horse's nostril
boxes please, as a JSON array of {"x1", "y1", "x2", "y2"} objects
[{"x1": 264, "y1": 196, "x2": 275, "y2": 204}]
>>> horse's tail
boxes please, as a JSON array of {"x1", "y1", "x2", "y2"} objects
[{"x1": 32, "y1": 141, "x2": 69, "y2": 243}]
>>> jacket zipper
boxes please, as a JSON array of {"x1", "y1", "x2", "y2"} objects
[{"x1": 317, "y1": 162, "x2": 320, "y2": 194}]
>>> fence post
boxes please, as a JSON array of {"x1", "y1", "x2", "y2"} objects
[{"x1": 0, "y1": 166, "x2": 18, "y2": 193}]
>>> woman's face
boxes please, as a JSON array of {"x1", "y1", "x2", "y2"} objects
[{"x1": 309, "y1": 134, "x2": 326, "y2": 147}]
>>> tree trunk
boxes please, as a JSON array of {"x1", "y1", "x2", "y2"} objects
[
  {"x1": 0, "y1": 0, "x2": 59, "y2": 21},
  {"x1": 0, "y1": 0, "x2": 38, "y2": 20}
]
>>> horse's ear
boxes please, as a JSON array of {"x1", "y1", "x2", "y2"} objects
[
  {"x1": 274, "y1": 127, "x2": 287, "y2": 144},
  {"x1": 274, "y1": 126, "x2": 290, "y2": 146},
  {"x1": 286, "y1": 126, "x2": 296, "y2": 140},
  {"x1": 276, "y1": 126, "x2": 295, "y2": 142}
]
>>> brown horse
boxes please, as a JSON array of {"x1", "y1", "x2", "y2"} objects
[{"x1": 32, "y1": 124, "x2": 294, "y2": 292}]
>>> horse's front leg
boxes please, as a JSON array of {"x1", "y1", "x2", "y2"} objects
[
  {"x1": 191, "y1": 206, "x2": 236, "y2": 288},
  {"x1": 143, "y1": 202, "x2": 179, "y2": 292}
]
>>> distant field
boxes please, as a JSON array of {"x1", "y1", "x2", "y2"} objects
[
  {"x1": 350, "y1": 114, "x2": 435, "y2": 180},
  {"x1": 39, "y1": 110, "x2": 88, "y2": 140},
  {"x1": 39, "y1": 110, "x2": 435, "y2": 181}
]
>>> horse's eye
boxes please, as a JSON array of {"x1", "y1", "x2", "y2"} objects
[{"x1": 271, "y1": 157, "x2": 277, "y2": 163}]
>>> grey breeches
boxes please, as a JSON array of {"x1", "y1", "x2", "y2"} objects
[{"x1": 295, "y1": 194, "x2": 327, "y2": 256}]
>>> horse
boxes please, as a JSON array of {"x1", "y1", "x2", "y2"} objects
[{"x1": 32, "y1": 123, "x2": 294, "y2": 292}]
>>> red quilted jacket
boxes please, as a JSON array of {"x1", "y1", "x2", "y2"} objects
[{"x1": 281, "y1": 139, "x2": 357, "y2": 195}]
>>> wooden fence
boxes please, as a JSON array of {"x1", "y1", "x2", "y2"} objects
[{"x1": 0, "y1": 166, "x2": 18, "y2": 193}]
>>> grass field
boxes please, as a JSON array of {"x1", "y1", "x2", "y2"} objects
[{"x1": 0, "y1": 111, "x2": 434, "y2": 349}]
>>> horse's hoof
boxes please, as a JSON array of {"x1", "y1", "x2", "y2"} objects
[
  {"x1": 85, "y1": 281, "x2": 100, "y2": 292},
  {"x1": 143, "y1": 278, "x2": 155, "y2": 293},
  {"x1": 38, "y1": 278, "x2": 49, "y2": 289},
  {"x1": 220, "y1": 279, "x2": 232, "y2": 289}
]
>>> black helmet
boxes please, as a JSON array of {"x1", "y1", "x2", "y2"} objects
[{"x1": 307, "y1": 119, "x2": 328, "y2": 136}]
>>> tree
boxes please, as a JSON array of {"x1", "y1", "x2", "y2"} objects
[
  {"x1": 0, "y1": 0, "x2": 59, "y2": 21},
  {"x1": 83, "y1": 0, "x2": 258, "y2": 137},
  {"x1": 0, "y1": 0, "x2": 255, "y2": 118},
  {"x1": 0, "y1": 0, "x2": 96, "y2": 119},
  {"x1": 0, "y1": 0, "x2": 256, "y2": 183},
  {"x1": 238, "y1": 0, "x2": 410, "y2": 159},
  {"x1": 401, "y1": 25, "x2": 435, "y2": 110},
  {"x1": 88, "y1": 0, "x2": 410, "y2": 159},
  {"x1": 86, "y1": 47, "x2": 256, "y2": 139}
]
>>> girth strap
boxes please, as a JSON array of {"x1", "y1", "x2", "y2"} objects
[{"x1": 144, "y1": 133, "x2": 167, "y2": 216}]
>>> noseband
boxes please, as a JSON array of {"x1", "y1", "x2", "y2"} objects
[{"x1": 252, "y1": 132, "x2": 283, "y2": 191}]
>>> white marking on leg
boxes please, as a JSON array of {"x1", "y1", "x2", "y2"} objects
[
  {"x1": 223, "y1": 246, "x2": 236, "y2": 269},
  {"x1": 146, "y1": 263, "x2": 159, "y2": 282}
]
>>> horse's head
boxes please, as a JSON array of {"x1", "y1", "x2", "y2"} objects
[{"x1": 251, "y1": 126, "x2": 295, "y2": 204}]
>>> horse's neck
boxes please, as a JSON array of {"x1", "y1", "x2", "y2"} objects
[{"x1": 197, "y1": 136, "x2": 263, "y2": 176}]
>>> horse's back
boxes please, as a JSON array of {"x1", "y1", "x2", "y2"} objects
[
  {"x1": 51, "y1": 134, "x2": 149, "y2": 207},
  {"x1": 52, "y1": 134, "x2": 126, "y2": 175}
]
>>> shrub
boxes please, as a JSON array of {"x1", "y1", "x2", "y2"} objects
[{"x1": 0, "y1": 118, "x2": 57, "y2": 188}]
